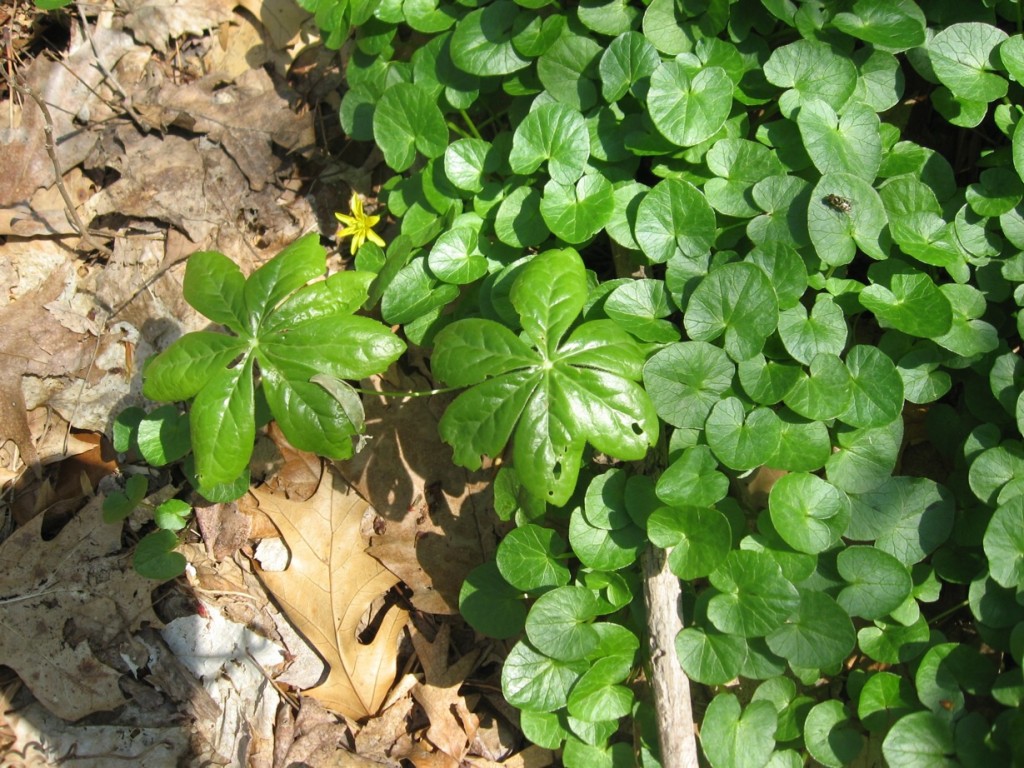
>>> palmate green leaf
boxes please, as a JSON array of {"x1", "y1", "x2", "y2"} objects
[
  {"x1": 380, "y1": 258, "x2": 460, "y2": 325},
  {"x1": 142, "y1": 333, "x2": 248, "y2": 403},
  {"x1": 882, "y1": 712, "x2": 957, "y2": 768},
  {"x1": 808, "y1": 174, "x2": 888, "y2": 266},
  {"x1": 836, "y1": 546, "x2": 912, "y2": 620},
  {"x1": 656, "y1": 445, "x2": 730, "y2": 508},
  {"x1": 262, "y1": 271, "x2": 375, "y2": 332},
  {"x1": 841, "y1": 345, "x2": 904, "y2": 428},
  {"x1": 450, "y1": 1, "x2": 530, "y2": 76},
  {"x1": 647, "y1": 61, "x2": 732, "y2": 148},
  {"x1": 509, "y1": 103, "x2": 589, "y2": 185},
  {"x1": 434, "y1": 249, "x2": 656, "y2": 504},
  {"x1": 928, "y1": 22, "x2": 1008, "y2": 102},
  {"x1": 705, "y1": 397, "x2": 782, "y2": 471},
  {"x1": 701, "y1": 694, "x2": 777, "y2": 768},
  {"x1": 766, "y1": 589, "x2": 856, "y2": 670},
  {"x1": 431, "y1": 319, "x2": 536, "y2": 387},
  {"x1": 525, "y1": 585, "x2": 601, "y2": 661},
  {"x1": 502, "y1": 639, "x2": 587, "y2": 713},
  {"x1": 647, "y1": 505, "x2": 731, "y2": 579},
  {"x1": 635, "y1": 178, "x2": 717, "y2": 264},
  {"x1": 182, "y1": 251, "x2": 248, "y2": 334},
  {"x1": 190, "y1": 356, "x2": 255, "y2": 488},
  {"x1": 643, "y1": 341, "x2": 735, "y2": 429},
  {"x1": 708, "y1": 550, "x2": 800, "y2": 638},
  {"x1": 847, "y1": 476, "x2": 955, "y2": 565},
  {"x1": 684, "y1": 262, "x2": 779, "y2": 362},
  {"x1": 539, "y1": 175, "x2": 614, "y2": 244},
  {"x1": 769, "y1": 473, "x2": 850, "y2": 555},
  {"x1": 797, "y1": 99, "x2": 882, "y2": 182},
  {"x1": 777, "y1": 294, "x2": 847, "y2": 365},
  {"x1": 676, "y1": 627, "x2": 746, "y2": 686},
  {"x1": 259, "y1": 370, "x2": 359, "y2": 460},
  {"x1": 830, "y1": 0, "x2": 926, "y2": 52},
  {"x1": 536, "y1": 24, "x2": 602, "y2": 112},
  {"x1": 984, "y1": 496, "x2": 1024, "y2": 590},
  {"x1": 859, "y1": 264, "x2": 953, "y2": 339},
  {"x1": 373, "y1": 82, "x2": 449, "y2": 172},
  {"x1": 803, "y1": 700, "x2": 865, "y2": 768},
  {"x1": 244, "y1": 232, "x2": 326, "y2": 324},
  {"x1": 763, "y1": 39, "x2": 858, "y2": 117},
  {"x1": 599, "y1": 31, "x2": 660, "y2": 103}
]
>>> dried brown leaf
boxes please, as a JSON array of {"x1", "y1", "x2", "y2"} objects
[
  {"x1": 0, "y1": 495, "x2": 160, "y2": 720},
  {"x1": 252, "y1": 466, "x2": 407, "y2": 720}
]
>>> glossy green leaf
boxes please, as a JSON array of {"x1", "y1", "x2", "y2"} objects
[
  {"x1": 831, "y1": 0, "x2": 926, "y2": 52},
  {"x1": 496, "y1": 185, "x2": 549, "y2": 248},
  {"x1": 539, "y1": 175, "x2": 614, "y2": 244},
  {"x1": 882, "y1": 711, "x2": 957, "y2": 767},
  {"x1": 636, "y1": 177, "x2": 717, "y2": 264},
  {"x1": 373, "y1": 83, "x2": 449, "y2": 172},
  {"x1": 656, "y1": 445, "x2": 730, "y2": 508},
  {"x1": 706, "y1": 139, "x2": 787, "y2": 219},
  {"x1": 599, "y1": 31, "x2": 660, "y2": 103},
  {"x1": 777, "y1": 294, "x2": 847, "y2": 365},
  {"x1": 444, "y1": 138, "x2": 494, "y2": 193},
  {"x1": 243, "y1": 233, "x2": 326, "y2": 323},
  {"x1": 737, "y1": 355, "x2": 801, "y2": 406},
  {"x1": 765, "y1": 589, "x2": 856, "y2": 670},
  {"x1": 684, "y1": 262, "x2": 779, "y2": 362},
  {"x1": 496, "y1": 523, "x2": 571, "y2": 592},
  {"x1": 647, "y1": 61, "x2": 732, "y2": 147},
  {"x1": 984, "y1": 496, "x2": 1024, "y2": 590},
  {"x1": 836, "y1": 546, "x2": 913, "y2": 620},
  {"x1": 568, "y1": 506, "x2": 644, "y2": 571},
  {"x1": 102, "y1": 474, "x2": 149, "y2": 524},
  {"x1": 502, "y1": 639, "x2": 585, "y2": 713},
  {"x1": 536, "y1": 23, "x2": 602, "y2": 111},
  {"x1": 643, "y1": 342, "x2": 734, "y2": 429},
  {"x1": 584, "y1": 469, "x2": 630, "y2": 531},
  {"x1": 841, "y1": 345, "x2": 904, "y2": 428},
  {"x1": 510, "y1": 103, "x2": 589, "y2": 185},
  {"x1": 928, "y1": 22, "x2": 1008, "y2": 102},
  {"x1": 459, "y1": 561, "x2": 527, "y2": 639},
  {"x1": 706, "y1": 397, "x2": 782, "y2": 471},
  {"x1": 847, "y1": 476, "x2": 955, "y2": 565},
  {"x1": 857, "y1": 671, "x2": 917, "y2": 731},
  {"x1": 769, "y1": 473, "x2": 851, "y2": 555},
  {"x1": 525, "y1": 585, "x2": 601, "y2": 661},
  {"x1": 137, "y1": 405, "x2": 191, "y2": 466},
  {"x1": 808, "y1": 174, "x2": 888, "y2": 266},
  {"x1": 182, "y1": 250, "x2": 248, "y2": 333},
  {"x1": 825, "y1": 419, "x2": 903, "y2": 494},
  {"x1": 701, "y1": 694, "x2": 777, "y2": 768},
  {"x1": 427, "y1": 226, "x2": 487, "y2": 284},
  {"x1": 804, "y1": 700, "x2": 864, "y2": 768},
  {"x1": 133, "y1": 529, "x2": 187, "y2": 580},
  {"x1": 763, "y1": 39, "x2": 857, "y2": 117},
  {"x1": 189, "y1": 356, "x2": 255, "y2": 487},
  {"x1": 708, "y1": 550, "x2": 800, "y2": 638},
  {"x1": 566, "y1": 655, "x2": 634, "y2": 722},
  {"x1": 450, "y1": 1, "x2": 531, "y2": 76},
  {"x1": 859, "y1": 268, "x2": 952, "y2": 339},
  {"x1": 259, "y1": 371, "x2": 358, "y2": 460},
  {"x1": 603, "y1": 279, "x2": 679, "y2": 343},
  {"x1": 153, "y1": 498, "x2": 191, "y2": 532},
  {"x1": 676, "y1": 627, "x2": 746, "y2": 686},
  {"x1": 143, "y1": 333, "x2": 248, "y2": 402},
  {"x1": 797, "y1": 99, "x2": 882, "y2": 182},
  {"x1": 648, "y1": 505, "x2": 732, "y2": 579}
]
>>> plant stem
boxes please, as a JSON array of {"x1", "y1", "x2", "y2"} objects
[
  {"x1": 348, "y1": 385, "x2": 460, "y2": 398},
  {"x1": 642, "y1": 544, "x2": 699, "y2": 768},
  {"x1": 446, "y1": 121, "x2": 472, "y2": 140},
  {"x1": 459, "y1": 108, "x2": 484, "y2": 140}
]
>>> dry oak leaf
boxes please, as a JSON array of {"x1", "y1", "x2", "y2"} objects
[
  {"x1": 0, "y1": 495, "x2": 159, "y2": 721},
  {"x1": 251, "y1": 466, "x2": 407, "y2": 721}
]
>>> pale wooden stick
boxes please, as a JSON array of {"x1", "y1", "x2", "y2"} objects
[{"x1": 642, "y1": 543, "x2": 699, "y2": 768}]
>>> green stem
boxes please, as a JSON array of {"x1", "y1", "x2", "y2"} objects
[
  {"x1": 928, "y1": 599, "x2": 969, "y2": 626},
  {"x1": 446, "y1": 121, "x2": 472, "y2": 140},
  {"x1": 459, "y1": 108, "x2": 484, "y2": 141}
]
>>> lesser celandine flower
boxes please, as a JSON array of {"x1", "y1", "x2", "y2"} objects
[{"x1": 334, "y1": 194, "x2": 385, "y2": 255}]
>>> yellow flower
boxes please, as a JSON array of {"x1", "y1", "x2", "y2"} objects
[{"x1": 335, "y1": 194, "x2": 386, "y2": 255}]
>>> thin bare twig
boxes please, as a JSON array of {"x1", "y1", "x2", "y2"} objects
[{"x1": 1, "y1": 70, "x2": 109, "y2": 254}]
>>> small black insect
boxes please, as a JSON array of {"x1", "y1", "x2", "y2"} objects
[{"x1": 823, "y1": 194, "x2": 853, "y2": 213}]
